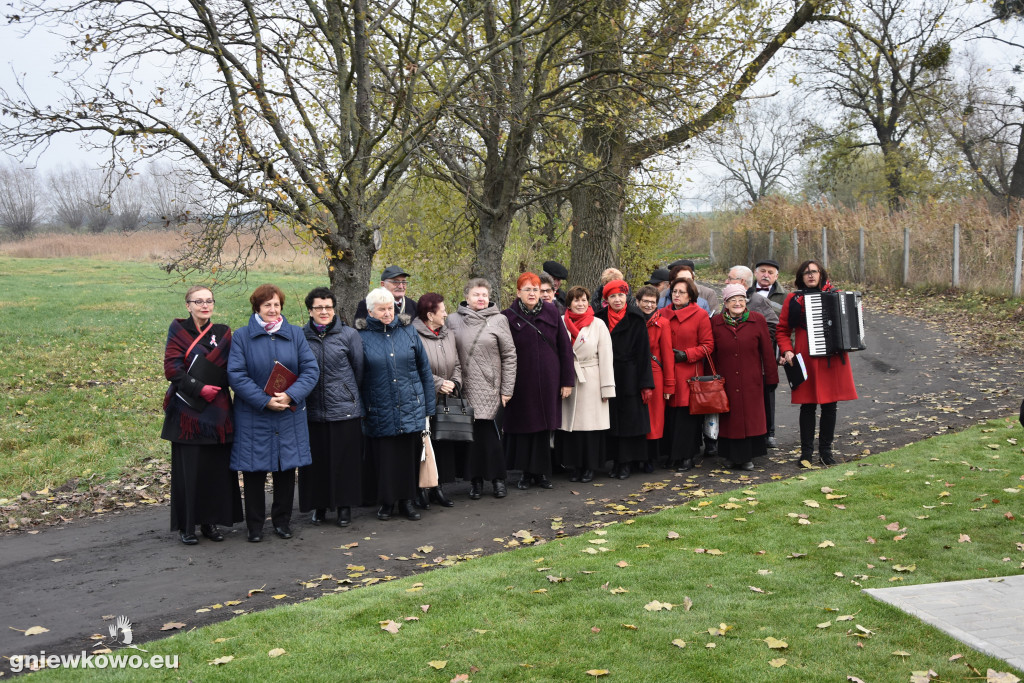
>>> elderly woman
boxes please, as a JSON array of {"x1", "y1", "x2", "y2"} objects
[
  {"x1": 412, "y1": 292, "x2": 461, "y2": 509},
  {"x1": 161, "y1": 285, "x2": 243, "y2": 545},
  {"x1": 502, "y1": 272, "x2": 575, "y2": 490},
  {"x1": 447, "y1": 278, "x2": 517, "y2": 499},
  {"x1": 665, "y1": 277, "x2": 714, "y2": 471},
  {"x1": 298, "y1": 287, "x2": 364, "y2": 528},
  {"x1": 636, "y1": 285, "x2": 675, "y2": 465},
  {"x1": 356, "y1": 287, "x2": 436, "y2": 521},
  {"x1": 558, "y1": 286, "x2": 614, "y2": 483},
  {"x1": 710, "y1": 284, "x2": 779, "y2": 471},
  {"x1": 229, "y1": 284, "x2": 319, "y2": 542},
  {"x1": 777, "y1": 260, "x2": 858, "y2": 466},
  {"x1": 595, "y1": 280, "x2": 654, "y2": 479}
]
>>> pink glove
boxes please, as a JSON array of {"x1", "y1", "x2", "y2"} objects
[
  {"x1": 200, "y1": 385, "x2": 221, "y2": 402},
  {"x1": 640, "y1": 388, "x2": 653, "y2": 404}
]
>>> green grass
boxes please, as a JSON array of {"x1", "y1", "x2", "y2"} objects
[
  {"x1": 28, "y1": 416, "x2": 1024, "y2": 681},
  {"x1": 0, "y1": 257, "x2": 330, "y2": 500}
]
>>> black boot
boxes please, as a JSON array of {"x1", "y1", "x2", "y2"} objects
[
  {"x1": 798, "y1": 404, "x2": 817, "y2": 466},
  {"x1": 493, "y1": 479, "x2": 507, "y2": 498},
  {"x1": 337, "y1": 507, "x2": 351, "y2": 527},
  {"x1": 200, "y1": 524, "x2": 224, "y2": 541},
  {"x1": 414, "y1": 488, "x2": 431, "y2": 510},
  {"x1": 377, "y1": 503, "x2": 393, "y2": 521},
  {"x1": 179, "y1": 528, "x2": 198, "y2": 545},
  {"x1": 819, "y1": 402, "x2": 838, "y2": 465},
  {"x1": 398, "y1": 499, "x2": 421, "y2": 521},
  {"x1": 429, "y1": 485, "x2": 454, "y2": 507},
  {"x1": 469, "y1": 479, "x2": 483, "y2": 500},
  {"x1": 310, "y1": 508, "x2": 326, "y2": 525}
]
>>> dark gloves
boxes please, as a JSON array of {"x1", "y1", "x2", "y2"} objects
[{"x1": 673, "y1": 349, "x2": 687, "y2": 363}]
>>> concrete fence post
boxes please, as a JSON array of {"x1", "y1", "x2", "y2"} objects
[{"x1": 952, "y1": 223, "x2": 961, "y2": 290}]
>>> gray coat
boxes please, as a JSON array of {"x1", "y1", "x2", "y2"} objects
[
  {"x1": 303, "y1": 318, "x2": 364, "y2": 422},
  {"x1": 447, "y1": 302, "x2": 517, "y2": 420},
  {"x1": 412, "y1": 318, "x2": 462, "y2": 399}
]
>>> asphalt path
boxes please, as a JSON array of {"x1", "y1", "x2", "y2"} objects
[{"x1": 2, "y1": 309, "x2": 1022, "y2": 673}]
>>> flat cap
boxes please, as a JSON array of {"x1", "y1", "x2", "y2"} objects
[
  {"x1": 645, "y1": 267, "x2": 671, "y2": 285},
  {"x1": 754, "y1": 259, "x2": 780, "y2": 271},
  {"x1": 380, "y1": 265, "x2": 410, "y2": 280}
]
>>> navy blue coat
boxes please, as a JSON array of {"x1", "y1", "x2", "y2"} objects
[
  {"x1": 356, "y1": 314, "x2": 436, "y2": 438},
  {"x1": 304, "y1": 318, "x2": 365, "y2": 422},
  {"x1": 228, "y1": 315, "x2": 320, "y2": 472}
]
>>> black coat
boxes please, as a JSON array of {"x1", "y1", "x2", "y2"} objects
[
  {"x1": 303, "y1": 318, "x2": 365, "y2": 422},
  {"x1": 596, "y1": 305, "x2": 654, "y2": 437}
]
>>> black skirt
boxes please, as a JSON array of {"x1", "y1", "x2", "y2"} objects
[
  {"x1": 718, "y1": 435, "x2": 768, "y2": 466},
  {"x1": 504, "y1": 430, "x2": 552, "y2": 475},
  {"x1": 462, "y1": 419, "x2": 506, "y2": 481},
  {"x1": 169, "y1": 442, "x2": 244, "y2": 531},
  {"x1": 298, "y1": 418, "x2": 363, "y2": 511},
  {"x1": 607, "y1": 433, "x2": 647, "y2": 466},
  {"x1": 431, "y1": 439, "x2": 462, "y2": 484},
  {"x1": 558, "y1": 429, "x2": 608, "y2": 470},
  {"x1": 365, "y1": 433, "x2": 420, "y2": 504}
]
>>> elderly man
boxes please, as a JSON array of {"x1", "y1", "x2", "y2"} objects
[
  {"x1": 646, "y1": 267, "x2": 671, "y2": 301},
  {"x1": 542, "y1": 260, "x2": 569, "y2": 306},
  {"x1": 749, "y1": 259, "x2": 786, "y2": 314},
  {"x1": 730, "y1": 263, "x2": 781, "y2": 448},
  {"x1": 354, "y1": 265, "x2": 417, "y2": 321}
]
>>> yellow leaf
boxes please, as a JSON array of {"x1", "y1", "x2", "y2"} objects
[
  {"x1": 644, "y1": 600, "x2": 673, "y2": 611},
  {"x1": 380, "y1": 620, "x2": 402, "y2": 634},
  {"x1": 817, "y1": 622, "x2": 832, "y2": 629},
  {"x1": 585, "y1": 670, "x2": 610, "y2": 677},
  {"x1": 769, "y1": 658, "x2": 787, "y2": 668},
  {"x1": 417, "y1": 546, "x2": 434, "y2": 553},
  {"x1": 346, "y1": 565, "x2": 365, "y2": 571},
  {"x1": 268, "y1": 648, "x2": 286, "y2": 658},
  {"x1": 225, "y1": 600, "x2": 241, "y2": 606},
  {"x1": 208, "y1": 655, "x2": 234, "y2": 666},
  {"x1": 272, "y1": 594, "x2": 287, "y2": 600},
  {"x1": 428, "y1": 660, "x2": 448, "y2": 670},
  {"x1": 818, "y1": 540, "x2": 835, "y2": 548},
  {"x1": 213, "y1": 637, "x2": 229, "y2": 643},
  {"x1": 23, "y1": 626, "x2": 49, "y2": 636},
  {"x1": 622, "y1": 624, "x2": 638, "y2": 630},
  {"x1": 764, "y1": 637, "x2": 788, "y2": 649},
  {"x1": 472, "y1": 629, "x2": 489, "y2": 634},
  {"x1": 804, "y1": 500, "x2": 820, "y2": 508},
  {"x1": 672, "y1": 638, "x2": 686, "y2": 648}
]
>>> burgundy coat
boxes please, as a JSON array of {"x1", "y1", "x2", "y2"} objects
[
  {"x1": 710, "y1": 313, "x2": 779, "y2": 440},
  {"x1": 664, "y1": 304, "x2": 714, "y2": 408},
  {"x1": 502, "y1": 301, "x2": 576, "y2": 433},
  {"x1": 776, "y1": 292, "x2": 858, "y2": 405},
  {"x1": 644, "y1": 310, "x2": 675, "y2": 439}
]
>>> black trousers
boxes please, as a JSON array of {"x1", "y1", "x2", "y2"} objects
[
  {"x1": 798, "y1": 403, "x2": 837, "y2": 455},
  {"x1": 670, "y1": 406, "x2": 704, "y2": 463},
  {"x1": 242, "y1": 469, "x2": 295, "y2": 531},
  {"x1": 763, "y1": 384, "x2": 776, "y2": 437}
]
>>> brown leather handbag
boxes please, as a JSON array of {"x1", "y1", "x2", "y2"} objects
[{"x1": 686, "y1": 347, "x2": 730, "y2": 415}]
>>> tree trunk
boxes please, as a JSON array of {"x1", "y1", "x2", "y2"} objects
[
  {"x1": 1008, "y1": 122, "x2": 1024, "y2": 202},
  {"x1": 472, "y1": 208, "x2": 515, "y2": 307},
  {"x1": 327, "y1": 212, "x2": 377, "y2": 324},
  {"x1": 568, "y1": 171, "x2": 626, "y2": 293}
]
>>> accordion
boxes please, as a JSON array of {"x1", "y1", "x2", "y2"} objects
[{"x1": 804, "y1": 292, "x2": 866, "y2": 357}]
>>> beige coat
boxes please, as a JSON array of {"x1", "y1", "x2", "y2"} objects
[
  {"x1": 413, "y1": 318, "x2": 462, "y2": 399},
  {"x1": 447, "y1": 302, "x2": 517, "y2": 420},
  {"x1": 560, "y1": 318, "x2": 615, "y2": 431}
]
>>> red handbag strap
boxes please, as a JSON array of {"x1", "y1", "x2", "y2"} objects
[
  {"x1": 701, "y1": 345, "x2": 718, "y2": 376},
  {"x1": 184, "y1": 322, "x2": 213, "y2": 359}
]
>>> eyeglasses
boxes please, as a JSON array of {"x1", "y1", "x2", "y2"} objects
[
  {"x1": 188, "y1": 299, "x2": 215, "y2": 306},
  {"x1": 671, "y1": 290, "x2": 688, "y2": 296},
  {"x1": 384, "y1": 279, "x2": 408, "y2": 287},
  {"x1": 540, "y1": 288, "x2": 553, "y2": 294},
  {"x1": 519, "y1": 287, "x2": 540, "y2": 294},
  {"x1": 310, "y1": 305, "x2": 334, "y2": 312},
  {"x1": 638, "y1": 299, "x2": 657, "y2": 307}
]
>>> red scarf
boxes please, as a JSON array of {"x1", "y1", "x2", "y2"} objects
[
  {"x1": 564, "y1": 306, "x2": 595, "y2": 343},
  {"x1": 603, "y1": 279, "x2": 629, "y2": 332}
]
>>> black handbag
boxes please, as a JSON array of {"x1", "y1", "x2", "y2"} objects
[{"x1": 432, "y1": 391, "x2": 475, "y2": 442}]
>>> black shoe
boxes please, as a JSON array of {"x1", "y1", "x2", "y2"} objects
[
  {"x1": 247, "y1": 529, "x2": 263, "y2": 543},
  {"x1": 704, "y1": 447, "x2": 718, "y2": 458},
  {"x1": 820, "y1": 451, "x2": 837, "y2": 466},
  {"x1": 535, "y1": 475, "x2": 553, "y2": 489},
  {"x1": 493, "y1": 479, "x2": 507, "y2": 498},
  {"x1": 429, "y1": 486, "x2": 454, "y2": 508},
  {"x1": 617, "y1": 464, "x2": 630, "y2": 480},
  {"x1": 398, "y1": 499, "x2": 421, "y2": 521},
  {"x1": 642, "y1": 462, "x2": 655, "y2": 473},
  {"x1": 569, "y1": 469, "x2": 581, "y2": 482},
  {"x1": 377, "y1": 504, "x2": 393, "y2": 521},
  {"x1": 200, "y1": 524, "x2": 224, "y2": 542},
  {"x1": 516, "y1": 477, "x2": 531, "y2": 490},
  {"x1": 738, "y1": 461, "x2": 755, "y2": 471},
  {"x1": 677, "y1": 459, "x2": 694, "y2": 472},
  {"x1": 273, "y1": 525, "x2": 292, "y2": 539},
  {"x1": 337, "y1": 507, "x2": 351, "y2": 527},
  {"x1": 469, "y1": 479, "x2": 483, "y2": 500},
  {"x1": 766, "y1": 436, "x2": 778, "y2": 448},
  {"x1": 414, "y1": 488, "x2": 431, "y2": 510},
  {"x1": 310, "y1": 509, "x2": 326, "y2": 525},
  {"x1": 179, "y1": 529, "x2": 198, "y2": 545},
  {"x1": 580, "y1": 469, "x2": 594, "y2": 483}
]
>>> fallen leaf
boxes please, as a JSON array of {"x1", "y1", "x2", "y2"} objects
[
  {"x1": 421, "y1": 605, "x2": 430, "y2": 613},
  {"x1": 272, "y1": 594, "x2": 287, "y2": 600},
  {"x1": 450, "y1": 675, "x2": 470, "y2": 683},
  {"x1": 892, "y1": 651, "x2": 911, "y2": 657},
  {"x1": 268, "y1": 648, "x2": 286, "y2": 658},
  {"x1": 208, "y1": 656, "x2": 234, "y2": 666},
  {"x1": 672, "y1": 638, "x2": 686, "y2": 648},
  {"x1": 818, "y1": 540, "x2": 835, "y2": 548},
  {"x1": 986, "y1": 670, "x2": 1021, "y2": 683},
  {"x1": 644, "y1": 600, "x2": 673, "y2": 611},
  {"x1": 22, "y1": 626, "x2": 49, "y2": 636},
  {"x1": 622, "y1": 624, "x2": 638, "y2": 630},
  {"x1": 585, "y1": 670, "x2": 610, "y2": 677},
  {"x1": 682, "y1": 596, "x2": 693, "y2": 611},
  {"x1": 610, "y1": 587, "x2": 629, "y2": 594},
  {"x1": 817, "y1": 622, "x2": 831, "y2": 629},
  {"x1": 380, "y1": 620, "x2": 402, "y2": 634},
  {"x1": 160, "y1": 622, "x2": 186, "y2": 631},
  {"x1": 417, "y1": 546, "x2": 434, "y2": 553},
  {"x1": 959, "y1": 534, "x2": 972, "y2": 543},
  {"x1": 428, "y1": 660, "x2": 448, "y2": 670},
  {"x1": 770, "y1": 658, "x2": 787, "y2": 668},
  {"x1": 804, "y1": 499, "x2": 820, "y2": 508},
  {"x1": 749, "y1": 586, "x2": 766, "y2": 594},
  {"x1": 892, "y1": 564, "x2": 916, "y2": 573},
  {"x1": 764, "y1": 637, "x2": 788, "y2": 649},
  {"x1": 616, "y1": 561, "x2": 629, "y2": 568},
  {"x1": 666, "y1": 531, "x2": 680, "y2": 539}
]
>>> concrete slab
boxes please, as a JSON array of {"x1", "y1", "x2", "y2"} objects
[{"x1": 865, "y1": 574, "x2": 1024, "y2": 672}]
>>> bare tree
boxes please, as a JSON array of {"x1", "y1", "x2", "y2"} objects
[
  {"x1": 794, "y1": 0, "x2": 970, "y2": 210},
  {"x1": 0, "y1": 163, "x2": 41, "y2": 238},
  {"x1": 113, "y1": 177, "x2": 148, "y2": 232},
  {"x1": 147, "y1": 163, "x2": 200, "y2": 228},
  {"x1": 47, "y1": 166, "x2": 90, "y2": 231},
  {"x1": 1, "y1": 0, "x2": 505, "y2": 318},
  {"x1": 701, "y1": 97, "x2": 809, "y2": 207}
]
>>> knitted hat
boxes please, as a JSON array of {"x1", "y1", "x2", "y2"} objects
[{"x1": 722, "y1": 283, "x2": 747, "y2": 302}]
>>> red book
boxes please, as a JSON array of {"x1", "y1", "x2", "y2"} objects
[{"x1": 263, "y1": 360, "x2": 298, "y2": 411}]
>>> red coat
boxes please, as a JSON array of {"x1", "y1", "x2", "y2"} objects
[
  {"x1": 664, "y1": 304, "x2": 713, "y2": 408},
  {"x1": 710, "y1": 313, "x2": 779, "y2": 439},
  {"x1": 645, "y1": 310, "x2": 676, "y2": 439},
  {"x1": 776, "y1": 292, "x2": 858, "y2": 405}
]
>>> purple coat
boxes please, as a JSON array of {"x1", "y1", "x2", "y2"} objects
[{"x1": 502, "y1": 301, "x2": 575, "y2": 433}]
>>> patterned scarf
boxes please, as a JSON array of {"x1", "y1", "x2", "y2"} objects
[
  {"x1": 724, "y1": 311, "x2": 750, "y2": 327},
  {"x1": 162, "y1": 318, "x2": 233, "y2": 442},
  {"x1": 256, "y1": 313, "x2": 283, "y2": 334}
]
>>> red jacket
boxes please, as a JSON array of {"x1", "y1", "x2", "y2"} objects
[
  {"x1": 776, "y1": 292, "x2": 858, "y2": 405},
  {"x1": 664, "y1": 304, "x2": 713, "y2": 408},
  {"x1": 645, "y1": 310, "x2": 675, "y2": 439},
  {"x1": 710, "y1": 313, "x2": 778, "y2": 439}
]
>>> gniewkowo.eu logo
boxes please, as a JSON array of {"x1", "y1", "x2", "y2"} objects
[{"x1": 8, "y1": 615, "x2": 178, "y2": 673}]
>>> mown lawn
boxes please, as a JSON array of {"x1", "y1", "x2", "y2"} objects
[{"x1": 26, "y1": 416, "x2": 1024, "y2": 682}]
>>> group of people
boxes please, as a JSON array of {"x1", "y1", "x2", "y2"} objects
[{"x1": 161, "y1": 258, "x2": 857, "y2": 545}]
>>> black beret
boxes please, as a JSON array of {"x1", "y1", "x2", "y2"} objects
[{"x1": 542, "y1": 260, "x2": 569, "y2": 279}]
